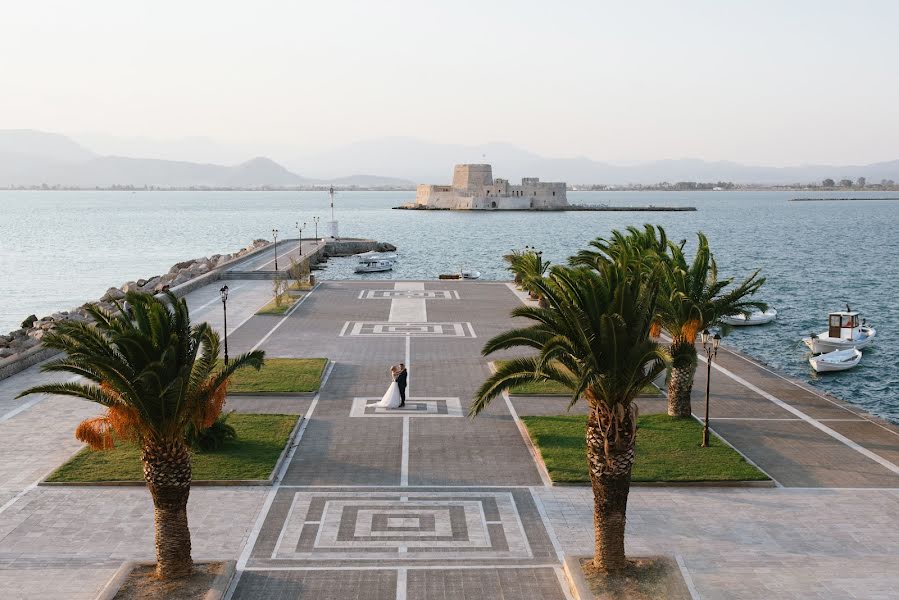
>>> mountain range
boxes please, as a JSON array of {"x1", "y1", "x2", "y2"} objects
[{"x1": 2, "y1": 129, "x2": 899, "y2": 188}]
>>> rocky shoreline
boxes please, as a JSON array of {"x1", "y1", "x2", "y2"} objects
[{"x1": 0, "y1": 239, "x2": 272, "y2": 364}]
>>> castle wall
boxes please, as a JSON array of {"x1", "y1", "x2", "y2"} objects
[{"x1": 415, "y1": 184, "x2": 460, "y2": 209}]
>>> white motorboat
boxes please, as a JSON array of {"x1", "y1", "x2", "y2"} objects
[
  {"x1": 354, "y1": 252, "x2": 395, "y2": 274},
  {"x1": 461, "y1": 269, "x2": 481, "y2": 280},
  {"x1": 721, "y1": 308, "x2": 777, "y2": 326},
  {"x1": 803, "y1": 308, "x2": 876, "y2": 353},
  {"x1": 809, "y1": 348, "x2": 862, "y2": 373}
]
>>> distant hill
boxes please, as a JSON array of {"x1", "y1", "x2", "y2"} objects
[
  {"x1": 226, "y1": 157, "x2": 307, "y2": 187},
  {"x1": 293, "y1": 137, "x2": 899, "y2": 185},
  {"x1": 0, "y1": 129, "x2": 96, "y2": 162},
  {"x1": 2, "y1": 129, "x2": 898, "y2": 187},
  {"x1": 0, "y1": 130, "x2": 415, "y2": 188}
]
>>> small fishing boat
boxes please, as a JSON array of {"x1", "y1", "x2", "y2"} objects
[
  {"x1": 354, "y1": 252, "x2": 394, "y2": 274},
  {"x1": 809, "y1": 348, "x2": 862, "y2": 373},
  {"x1": 803, "y1": 307, "x2": 876, "y2": 353},
  {"x1": 721, "y1": 308, "x2": 778, "y2": 326},
  {"x1": 437, "y1": 269, "x2": 481, "y2": 280}
]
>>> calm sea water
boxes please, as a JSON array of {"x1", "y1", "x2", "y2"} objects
[{"x1": 1, "y1": 190, "x2": 898, "y2": 422}]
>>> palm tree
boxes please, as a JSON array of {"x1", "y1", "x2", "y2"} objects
[
  {"x1": 657, "y1": 232, "x2": 765, "y2": 416},
  {"x1": 471, "y1": 260, "x2": 667, "y2": 571},
  {"x1": 520, "y1": 250, "x2": 551, "y2": 306},
  {"x1": 502, "y1": 249, "x2": 527, "y2": 285},
  {"x1": 18, "y1": 292, "x2": 264, "y2": 579},
  {"x1": 570, "y1": 223, "x2": 670, "y2": 270}
]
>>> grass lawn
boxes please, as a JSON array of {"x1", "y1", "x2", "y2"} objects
[
  {"x1": 520, "y1": 413, "x2": 768, "y2": 483},
  {"x1": 495, "y1": 360, "x2": 660, "y2": 396},
  {"x1": 256, "y1": 294, "x2": 303, "y2": 315},
  {"x1": 46, "y1": 413, "x2": 298, "y2": 482},
  {"x1": 228, "y1": 357, "x2": 327, "y2": 393}
]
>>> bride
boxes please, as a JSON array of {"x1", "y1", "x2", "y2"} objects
[{"x1": 367, "y1": 365, "x2": 402, "y2": 409}]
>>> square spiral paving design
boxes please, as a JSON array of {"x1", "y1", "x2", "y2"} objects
[
  {"x1": 273, "y1": 492, "x2": 532, "y2": 561},
  {"x1": 350, "y1": 397, "x2": 463, "y2": 417},
  {"x1": 340, "y1": 321, "x2": 475, "y2": 337},
  {"x1": 359, "y1": 290, "x2": 458, "y2": 300}
]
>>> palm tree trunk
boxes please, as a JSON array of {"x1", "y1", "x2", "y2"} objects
[
  {"x1": 142, "y1": 440, "x2": 193, "y2": 579},
  {"x1": 585, "y1": 409, "x2": 636, "y2": 572},
  {"x1": 667, "y1": 341, "x2": 697, "y2": 417}
]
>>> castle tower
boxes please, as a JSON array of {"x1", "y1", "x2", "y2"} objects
[{"x1": 452, "y1": 164, "x2": 493, "y2": 194}]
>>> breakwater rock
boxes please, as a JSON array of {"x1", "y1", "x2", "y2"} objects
[{"x1": 0, "y1": 238, "x2": 271, "y2": 370}]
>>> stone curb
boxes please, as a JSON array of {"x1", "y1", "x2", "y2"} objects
[
  {"x1": 552, "y1": 479, "x2": 776, "y2": 488},
  {"x1": 0, "y1": 346, "x2": 61, "y2": 382},
  {"x1": 38, "y1": 414, "x2": 304, "y2": 488},
  {"x1": 561, "y1": 554, "x2": 591, "y2": 600},
  {"x1": 228, "y1": 391, "x2": 317, "y2": 398},
  {"x1": 562, "y1": 554, "x2": 695, "y2": 600},
  {"x1": 509, "y1": 392, "x2": 664, "y2": 398},
  {"x1": 95, "y1": 560, "x2": 236, "y2": 600}
]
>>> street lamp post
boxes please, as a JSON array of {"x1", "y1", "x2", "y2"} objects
[
  {"x1": 272, "y1": 228, "x2": 279, "y2": 271},
  {"x1": 313, "y1": 216, "x2": 320, "y2": 241},
  {"x1": 296, "y1": 221, "x2": 306, "y2": 255},
  {"x1": 700, "y1": 329, "x2": 721, "y2": 447},
  {"x1": 220, "y1": 285, "x2": 230, "y2": 365}
]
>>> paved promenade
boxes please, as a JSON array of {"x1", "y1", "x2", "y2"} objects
[
  {"x1": 224, "y1": 239, "x2": 322, "y2": 274},
  {"x1": 0, "y1": 280, "x2": 896, "y2": 599}
]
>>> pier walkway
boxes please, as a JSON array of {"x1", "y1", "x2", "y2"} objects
[{"x1": 0, "y1": 281, "x2": 896, "y2": 598}]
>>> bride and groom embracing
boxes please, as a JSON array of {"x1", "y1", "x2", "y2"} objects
[{"x1": 367, "y1": 363, "x2": 408, "y2": 409}]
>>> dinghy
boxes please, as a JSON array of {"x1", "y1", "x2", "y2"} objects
[
  {"x1": 721, "y1": 308, "x2": 777, "y2": 326},
  {"x1": 803, "y1": 307, "x2": 876, "y2": 353},
  {"x1": 809, "y1": 348, "x2": 862, "y2": 373}
]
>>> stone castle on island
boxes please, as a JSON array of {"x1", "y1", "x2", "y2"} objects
[{"x1": 410, "y1": 164, "x2": 568, "y2": 210}]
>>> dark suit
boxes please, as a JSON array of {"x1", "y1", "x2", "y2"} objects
[{"x1": 395, "y1": 369, "x2": 408, "y2": 405}]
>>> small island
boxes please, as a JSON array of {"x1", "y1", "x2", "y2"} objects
[{"x1": 398, "y1": 164, "x2": 695, "y2": 211}]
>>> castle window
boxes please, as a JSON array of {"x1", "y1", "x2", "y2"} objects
[{"x1": 553, "y1": 191, "x2": 555, "y2": 196}]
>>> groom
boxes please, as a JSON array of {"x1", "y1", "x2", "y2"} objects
[{"x1": 395, "y1": 363, "x2": 408, "y2": 407}]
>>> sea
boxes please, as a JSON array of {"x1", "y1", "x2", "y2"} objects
[{"x1": 1, "y1": 190, "x2": 897, "y2": 422}]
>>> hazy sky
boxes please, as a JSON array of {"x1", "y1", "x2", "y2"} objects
[{"x1": 3, "y1": 0, "x2": 898, "y2": 165}]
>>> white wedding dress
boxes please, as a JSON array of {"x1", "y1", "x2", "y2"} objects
[{"x1": 367, "y1": 372, "x2": 402, "y2": 409}]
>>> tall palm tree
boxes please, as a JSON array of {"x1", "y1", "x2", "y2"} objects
[
  {"x1": 18, "y1": 292, "x2": 264, "y2": 579},
  {"x1": 471, "y1": 260, "x2": 667, "y2": 571},
  {"x1": 657, "y1": 232, "x2": 765, "y2": 416}
]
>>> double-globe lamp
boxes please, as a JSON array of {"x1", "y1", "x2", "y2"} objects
[{"x1": 700, "y1": 329, "x2": 721, "y2": 448}]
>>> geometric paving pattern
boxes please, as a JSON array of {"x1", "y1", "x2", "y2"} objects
[
  {"x1": 340, "y1": 321, "x2": 475, "y2": 337},
  {"x1": 359, "y1": 290, "x2": 458, "y2": 300},
  {"x1": 350, "y1": 397, "x2": 464, "y2": 417},
  {"x1": 272, "y1": 492, "x2": 533, "y2": 561}
]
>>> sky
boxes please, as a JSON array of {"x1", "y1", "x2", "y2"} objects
[{"x1": 2, "y1": 0, "x2": 898, "y2": 166}]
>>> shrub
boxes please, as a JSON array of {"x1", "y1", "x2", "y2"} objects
[{"x1": 186, "y1": 412, "x2": 238, "y2": 451}]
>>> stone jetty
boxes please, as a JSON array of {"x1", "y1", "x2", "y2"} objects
[{"x1": 0, "y1": 237, "x2": 394, "y2": 379}]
